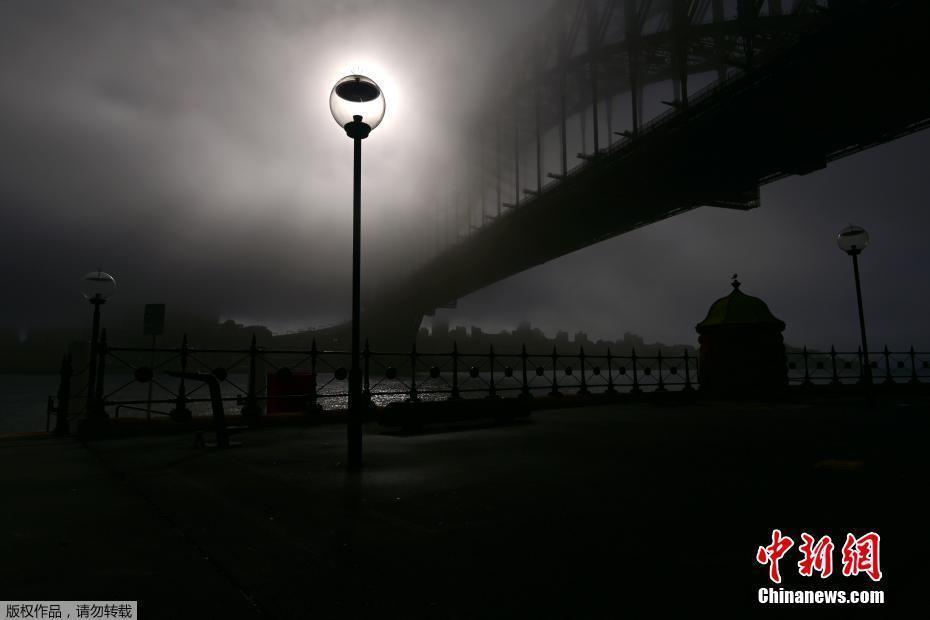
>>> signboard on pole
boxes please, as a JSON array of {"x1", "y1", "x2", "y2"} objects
[{"x1": 143, "y1": 304, "x2": 166, "y2": 336}]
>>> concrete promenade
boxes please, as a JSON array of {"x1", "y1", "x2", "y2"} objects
[{"x1": 2, "y1": 395, "x2": 927, "y2": 617}]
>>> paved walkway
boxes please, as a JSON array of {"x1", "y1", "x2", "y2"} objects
[{"x1": 2, "y1": 396, "x2": 927, "y2": 617}]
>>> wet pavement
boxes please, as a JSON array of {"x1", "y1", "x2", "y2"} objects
[{"x1": 2, "y1": 395, "x2": 927, "y2": 617}]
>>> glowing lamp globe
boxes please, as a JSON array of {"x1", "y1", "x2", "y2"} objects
[
  {"x1": 329, "y1": 75, "x2": 385, "y2": 136},
  {"x1": 81, "y1": 270, "x2": 116, "y2": 302},
  {"x1": 837, "y1": 225, "x2": 870, "y2": 255}
]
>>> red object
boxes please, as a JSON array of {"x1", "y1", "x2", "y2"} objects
[
  {"x1": 841, "y1": 532, "x2": 882, "y2": 582},
  {"x1": 798, "y1": 533, "x2": 835, "y2": 578},
  {"x1": 756, "y1": 529, "x2": 794, "y2": 584},
  {"x1": 266, "y1": 371, "x2": 316, "y2": 414}
]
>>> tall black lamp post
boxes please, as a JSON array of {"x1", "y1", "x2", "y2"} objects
[
  {"x1": 837, "y1": 225, "x2": 873, "y2": 405},
  {"x1": 82, "y1": 270, "x2": 116, "y2": 419},
  {"x1": 330, "y1": 74, "x2": 386, "y2": 470}
]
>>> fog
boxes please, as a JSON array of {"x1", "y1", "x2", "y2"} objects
[
  {"x1": 2, "y1": 0, "x2": 929, "y2": 351},
  {"x1": 0, "y1": 0, "x2": 546, "y2": 331}
]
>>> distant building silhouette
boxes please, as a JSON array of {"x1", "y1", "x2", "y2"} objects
[
  {"x1": 574, "y1": 331, "x2": 591, "y2": 347},
  {"x1": 433, "y1": 316, "x2": 449, "y2": 338}
]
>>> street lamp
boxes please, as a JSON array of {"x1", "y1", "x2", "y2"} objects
[
  {"x1": 836, "y1": 225, "x2": 873, "y2": 405},
  {"x1": 330, "y1": 74, "x2": 385, "y2": 470},
  {"x1": 81, "y1": 270, "x2": 116, "y2": 419}
]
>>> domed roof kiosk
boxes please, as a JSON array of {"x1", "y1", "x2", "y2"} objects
[{"x1": 695, "y1": 277, "x2": 787, "y2": 397}]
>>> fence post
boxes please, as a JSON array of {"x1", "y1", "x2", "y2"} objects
[
  {"x1": 94, "y1": 329, "x2": 108, "y2": 417},
  {"x1": 830, "y1": 346, "x2": 840, "y2": 386},
  {"x1": 171, "y1": 334, "x2": 191, "y2": 421},
  {"x1": 909, "y1": 346, "x2": 920, "y2": 385},
  {"x1": 656, "y1": 349, "x2": 666, "y2": 392},
  {"x1": 856, "y1": 346, "x2": 864, "y2": 385},
  {"x1": 606, "y1": 347, "x2": 617, "y2": 395},
  {"x1": 451, "y1": 341, "x2": 460, "y2": 400},
  {"x1": 883, "y1": 345, "x2": 894, "y2": 385},
  {"x1": 520, "y1": 344, "x2": 531, "y2": 399},
  {"x1": 55, "y1": 353, "x2": 72, "y2": 435},
  {"x1": 242, "y1": 334, "x2": 261, "y2": 418},
  {"x1": 578, "y1": 347, "x2": 589, "y2": 396},
  {"x1": 308, "y1": 338, "x2": 322, "y2": 411},
  {"x1": 310, "y1": 337, "x2": 318, "y2": 380},
  {"x1": 802, "y1": 346, "x2": 812, "y2": 388},
  {"x1": 549, "y1": 346, "x2": 561, "y2": 397},
  {"x1": 409, "y1": 343, "x2": 419, "y2": 402},
  {"x1": 631, "y1": 347, "x2": 641, "y2": 395},
  {"x1": 487, "y1": 344, "x2": 498, "y2": 398},
  {"x1": 145, "y1": 334, "x2": 157, "y2": 423},
  {"x1": 683, "y1": 349, "x2": 694, "y2": 392},
  {"x1": 363, "y1": 339, "x2": 372, "y2": 404}
]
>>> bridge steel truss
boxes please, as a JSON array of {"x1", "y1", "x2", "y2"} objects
[
  {"x1": 454, "y1": 0, "x2": 840, "y2": 240},
  {"x1": 315, "y1": 0, "x2": 930, "y2": 349}
]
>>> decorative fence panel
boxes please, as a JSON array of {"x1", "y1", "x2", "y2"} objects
[{"x1": 49, "y1": 336, "x2": 930, "y2": 426}]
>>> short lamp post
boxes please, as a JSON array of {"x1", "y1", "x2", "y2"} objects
[
  {"x1": 82, "y1": 270, "x2": 116, "y2": 419},
  {"x1": 329, "y1": 74, "x2": 385, "y2": 470},
  {"x1": 836, "y1": 225, "x2": 873, "y2": 406}
]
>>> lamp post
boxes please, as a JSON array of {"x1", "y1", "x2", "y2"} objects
[
  {"x1": 81, "y1": 270, "x2": 116, "y2": 419},
  {"x1": 330, "y1": 74, "x2": 386, "y2": 470},
  {"x1": 836, "y1": 225, "x2": 873, "y2": 406}
]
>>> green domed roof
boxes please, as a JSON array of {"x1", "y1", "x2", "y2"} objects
[{"x1": 696, "y1": 279, "x2": 785, "y2": 331}]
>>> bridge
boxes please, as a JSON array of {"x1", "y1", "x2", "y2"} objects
[{"x1": 287, "y1": 0, "x2": 930, "y2": 349}]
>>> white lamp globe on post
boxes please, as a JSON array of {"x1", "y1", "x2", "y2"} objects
[
  {"x1": 82, "y1": 270, "x2": 117, "y2": 304},
  {"x1": 836, "y1": 225, "x2": 873, "y2": 405},
  {"x1": 329, "y1": 74, "x2": 385, "y2": 470},
  {"x1": 330, "y1": 74, "x2": 386, "y2": 138},
  {"x1": 837, "y1": 224, "x2": 870, "y2": 256},
  {"x1": 81, "y1": 270, "x2": 116, "y2": 421}
]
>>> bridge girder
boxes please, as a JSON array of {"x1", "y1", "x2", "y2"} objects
[{"x1": 291, "y1": 0, "x2": 930, "y2": 349}]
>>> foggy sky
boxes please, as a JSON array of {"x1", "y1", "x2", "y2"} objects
[
  {"x1": 0, "y1": 0, "x2": 543, "y2": 328},
  {"x1": 2, "y1": 0, "x2": 928, "y2": 351}
]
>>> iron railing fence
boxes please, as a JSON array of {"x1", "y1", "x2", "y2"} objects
[
  {"x1": 786, "y1": 346, "x2": 930, "y2": 387},
  {"x1": 48, "y1": 336, "x2": 930, "y2": 426}
]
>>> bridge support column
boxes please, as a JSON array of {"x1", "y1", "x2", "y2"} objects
[
  {"x1": 671, "y1": 0, "x2": 691, "y2": 107},
  {"x1": 713, "y1": 0, "x2": 727, "y2": 81},
  {"x1": 625, "y1": 0, "x2": 646, "y2": 134},
  {"x1": 496, "y1": 118, "x2": 502, "y2": 217},
  {"x1": 586, "y1": 0, "x2": 600, "y2": 154},
  {"x1": 534, "y1": 85, "x2": 542, "y2": 193},
  {"x1": 512, "y1": 88, "x2": 521, "y2": 206},
  {"x1": 558, "y1": 28, "x2": 568, "y2": 176}
]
